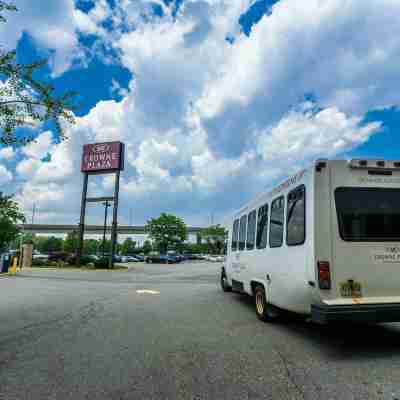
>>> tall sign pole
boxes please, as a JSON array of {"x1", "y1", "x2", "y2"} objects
[
  {"x1": 109, "y1": 170, "x2": 121, "y2": 269},
  {"x1": 76, "y1": 173, "x2": 88, "y2": 267},
  {"x1": 77, "y1": 141, "x2": 125, "y2": 268},
  {"x1": 102, "y1": 200, "x2": 111, "y2": 258}
]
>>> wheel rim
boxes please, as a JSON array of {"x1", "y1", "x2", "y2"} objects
[{"x1": 255, "y1": 291, "x2": 264, "y2": 314}]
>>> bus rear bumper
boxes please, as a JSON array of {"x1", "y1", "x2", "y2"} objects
[{"x1": 311, "y1": 303, "x2": 400, "y2": 324}]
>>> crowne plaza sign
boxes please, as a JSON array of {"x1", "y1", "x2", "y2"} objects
[{"x1": 81, "y1": 141, "x2": 125, "y2": 173}]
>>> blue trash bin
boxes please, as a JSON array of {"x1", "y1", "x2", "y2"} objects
[{"x1": 1, "y1": 253, "x2": 10, "y2": 273}]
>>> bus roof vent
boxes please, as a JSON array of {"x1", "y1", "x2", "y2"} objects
[{"x1": 349, "y1": 159, "x2": 400, "y2": 170}]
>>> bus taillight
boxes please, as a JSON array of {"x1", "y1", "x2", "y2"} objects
[{"x1": 318, "y1": 261, "x2": 331, "y2": 290}]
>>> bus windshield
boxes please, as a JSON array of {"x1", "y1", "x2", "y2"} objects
[{"x1": 335, "y1": 187, "x2": 400, "y2": 242}]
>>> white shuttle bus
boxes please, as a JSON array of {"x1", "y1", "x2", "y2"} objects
[{"x1": 221, "y1": 159, "x2": 400, "y2": 324}]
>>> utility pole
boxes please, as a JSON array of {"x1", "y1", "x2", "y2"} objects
[
  {"x1": 31, "y1": 203, "x2": 36, "y2": 225},
  {"x1": 102, "y1": 200, "x2": 111, "y2": 258}
]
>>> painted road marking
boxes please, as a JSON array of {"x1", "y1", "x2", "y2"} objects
[{"x1": 136, "y1": 290, "x2": 160, "y2": 295}]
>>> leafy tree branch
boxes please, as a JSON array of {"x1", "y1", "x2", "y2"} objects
[{"x1": 0, "y1": 1, "x2": 77, "y2": 145}]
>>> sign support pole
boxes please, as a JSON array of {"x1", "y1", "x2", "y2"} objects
[
  {"x1": 109, "y1": 170, "x2": 120, "y2": 269},
  {"x1": 76, "y1": 173, "x2": 88, "y2": 267}
]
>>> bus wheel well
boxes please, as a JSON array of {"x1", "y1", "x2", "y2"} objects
[{"x1": 251, "y1": 281, "x2": 263, "y2": 296}]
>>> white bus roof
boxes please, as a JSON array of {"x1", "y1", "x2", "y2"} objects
[{"x1": 230, "y1": 158, "x2": 400, "y2": 221}]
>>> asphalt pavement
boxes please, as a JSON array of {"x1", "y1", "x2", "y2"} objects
[{"x1": 1, "y1": 262, "x2": 400, "y2": 400}]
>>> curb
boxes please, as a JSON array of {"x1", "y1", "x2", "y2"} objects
[{"x1": 0, "y1": 273, "x2": 16, "y2": 278}]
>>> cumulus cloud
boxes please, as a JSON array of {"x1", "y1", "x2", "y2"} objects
[
  {"x1": 22, "y1": 131, "x2": 54, "y2": 160},
  {"x1": 195, "y1": 0, "x2": 400, "y2": 152},
  {"x1": 0, "y1": 147, "x2": 15, "y2": 161},
  {"x1": 73, "y1": 0, "x2": 111, "y2": 36},
  {"x1": 0, "y1": 0, "x2": 83, "y2": 76},
  {"x1": 256, "y1": 102, "x2": 382, "y2": 165},
  {"x1": 0, "y1": 165, "x2": 12, "y2": 185},
  {"x1": 8, "y1": 0, "x2": 400, "y2": 225}
]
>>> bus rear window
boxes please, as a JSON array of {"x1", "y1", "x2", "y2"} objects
[{"x1": 335, "y1": 187, "x2": 400, "y2": 241}]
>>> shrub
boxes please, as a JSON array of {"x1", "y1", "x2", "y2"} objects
[
  {"x1": 66, "y1": 254, "x2": 93, "y2": 266},
  {"x1": 80, "y1": 255, "x2": 93, "y2": 266},
  {"x1": 32, "y1": 259, "x2": 48, "y2": 267},
  {"x1": 94, "y1": 258, "x2": 110, "y2": 269}
]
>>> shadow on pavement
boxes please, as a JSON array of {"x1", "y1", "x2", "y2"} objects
[{"x1": 231, "y1": 291, "x2": 400, "y2": 361}]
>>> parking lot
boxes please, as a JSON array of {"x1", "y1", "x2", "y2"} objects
[{"x1": 1, "y1": 261, "x2": 400, "y2": 399}]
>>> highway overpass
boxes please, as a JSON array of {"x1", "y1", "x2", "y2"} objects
[{"x1": 19, "y1": 224, "x2": 204, "y2": 235}]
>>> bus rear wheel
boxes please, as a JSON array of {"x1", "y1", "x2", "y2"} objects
[{"x1": 254, "y1": 285, "x2": 279, "y2": 322}]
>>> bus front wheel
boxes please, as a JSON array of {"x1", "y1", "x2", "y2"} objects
[
  {"x1": 220, "y1": 270, "x2": 232, "y2": 292},
  {"x1": 254, "y1": 285, "x2": 279, "y2": 322}
]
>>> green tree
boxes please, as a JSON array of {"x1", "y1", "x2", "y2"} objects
[
  {"x1": 83, "y1": 239, "x2": 100, "y2": 255},
  {"x1": 36, "y1": 236, "x2": 63, "y2": 253},
  {"x1": 21, "y1": 232, "x2": 35, "y2": 244},
  {"x1": 0, "y1": 1, "x2": 76, "y2": 145},
  {"x1": 63, "y1": 231, "x2": 78, "y2": 253},
  {"x1": 121, "y1": 237, "x2": 136, "y2": 255},
  {"x1": 180, "y1": 242, "x2": 203, "y2": 254},
  {"x1": 0, "y1": 192, "x2": 25, "y2": 250},
  {"x1": 142, "y1": 240, "x2": 153, "y2": 255},
  {"x1": 145, "y1": 213, "x2": 187, "y2": 254},
  {"x1": 200, "y1": 224, "x2": 228, "y2": 255}
]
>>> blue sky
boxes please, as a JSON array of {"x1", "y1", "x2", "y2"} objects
[{"x1": 1, "y1": 0, "x2": 400, "y2": 226}]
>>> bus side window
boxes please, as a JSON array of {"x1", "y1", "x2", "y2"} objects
[
  {"x1": 256, "y1": 203, "x2": 268, "y2": 249},
  {"x1": 287, "y1": 185, "x2": 306, "y2": 246},
  {"x1": 231, "y1": 219, "x2": 239, "y2": 251},
  {"x1": 239, "y1": 214, "x2": 247, "y2": 251},
  {"x1": 269, "y1": 196, "x2": 284, "y2": 248},
  {"x1": 246, "y1": 210, "x2": 257, "y2": 250}
]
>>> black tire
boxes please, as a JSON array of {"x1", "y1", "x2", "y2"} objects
[
  {"x1": 220, "y1": 270, "x2": 232, "y2": 292},
  {"x1": 254, "y1": 285, "x2": 280, "y2": 322}
]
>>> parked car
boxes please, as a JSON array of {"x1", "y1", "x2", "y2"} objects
[
  {"x1": 33, "y1": 253, "x2": 49, "y2": 261},
  {"x1": 166, "y1": 253, "x2": 181, "y2": 263},
  {"x1": 121, "y1": 255, "x2": 140, "y2": 263},
  {"x1": 146, "y1": 254, "x2": 177, "y2": 264},
  {"x1": 132, "y1": 255, "x2": 145, "y2": 262},
  {"x1": 207, "y1": 255, "x2": 225, "y2": 262},
  {"x1": 184, "y1": 253, "x2": 201, "y2": 260},
  {"x1": 48, "y1": 252, "x2": 69, "y2": 262},
  {"x1": 102, "y1": 254, "x2": 122, "y2": 263}
]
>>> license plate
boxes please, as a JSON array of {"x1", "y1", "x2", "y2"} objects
[{"x1": 340, "y1": 281, "x2": 362, "y2": 298}]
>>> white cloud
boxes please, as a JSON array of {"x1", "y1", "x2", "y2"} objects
[
  {"x1": 196, "y1": 0, "x2": 400, "y2": 120},
  {"x1": 74, "y1": 9, "x2": 100, "y2": 35},
  {"x1": 0, "y1": 0, "x2": 83, "y2": 76},
  {"x1": 16, "y1": 158, "x2": 42, "y2": 179},
  {"x1": 22, "y1": 131, "x2": 54, "y2": 160},
  {"x1": 0, "y1": 147, "x2": 15, "y2": 161},
  {"x1": 9, "y1": 0, "x2": 399, "y2": 225},
  {"x1": 0, "y1": 165, "x2": 12, "y2": 185},
  {"x1": 73, "y1": 0, "x2": 110, "y2": 37},
  {"x1": 256, "y1": 102, "x2": 382, "y2": 166}
]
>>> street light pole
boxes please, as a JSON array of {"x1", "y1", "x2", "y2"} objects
[
  {"x1": 102, "y1": 200, "x2": 111, "y2": 258},
  {"x1": 32, "y1": 203, "x2": 36, "y2": 225}
]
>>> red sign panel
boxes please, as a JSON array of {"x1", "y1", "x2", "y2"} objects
[{"x1": 81, "y1": 141, "x2": 125, "y2": 173}]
